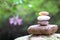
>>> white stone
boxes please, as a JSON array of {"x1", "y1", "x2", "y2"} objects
[
  {"x1": 15, "y1": 33, "x2": 60, "y2": 40},
  {"x1": 37, "y1": 16, "x2": 50, "y2": 20}
]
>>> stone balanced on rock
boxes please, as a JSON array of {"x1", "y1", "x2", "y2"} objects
[{"x1": 27, "y1": 11, "x2": 58, "y2": 35}]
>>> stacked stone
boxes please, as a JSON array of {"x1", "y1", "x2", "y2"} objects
[
  {"x1": 37, "y1": 11, "x2": 50, "y2": 26},
  {"x1": 27, "y1": 11, "x2": 58, "y2": 35}
]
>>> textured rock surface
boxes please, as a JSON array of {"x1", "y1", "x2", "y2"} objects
[{"x1": 15, "y1": 33, "x2": 60, "y2": 40}]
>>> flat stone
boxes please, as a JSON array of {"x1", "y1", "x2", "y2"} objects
[{"x1": 15, "y1": 33, "x2": 60, "y2": 40}]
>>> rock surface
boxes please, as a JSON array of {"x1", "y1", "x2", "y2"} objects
[{"x1": 15, "y1": 33, "x2": 60, "y2": 40}]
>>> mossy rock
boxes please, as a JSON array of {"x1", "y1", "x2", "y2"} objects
[{"x1": 15, "y1": 33, "x2": 60, "y2": 40}]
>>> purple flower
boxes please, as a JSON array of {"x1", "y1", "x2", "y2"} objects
[{"x1": 9, "y1": 16, "x2": 22, "y2": 25}]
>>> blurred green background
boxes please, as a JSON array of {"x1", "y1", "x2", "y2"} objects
[{"x1": 0, "y1": 0, "x2": 60, "y2": 40}]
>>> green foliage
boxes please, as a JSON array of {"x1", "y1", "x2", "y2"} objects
[{"x1": 0, "y1": 0, "x2": 60, "y2": 28}]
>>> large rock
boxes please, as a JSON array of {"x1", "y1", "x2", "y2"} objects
[{"x1": 15, "y1": 33, "x2": 60, "y2": 40}]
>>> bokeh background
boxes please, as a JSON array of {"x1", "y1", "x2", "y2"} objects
[{"x1": 0, "y1": 0, "x2": 60, "y2": 40}]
